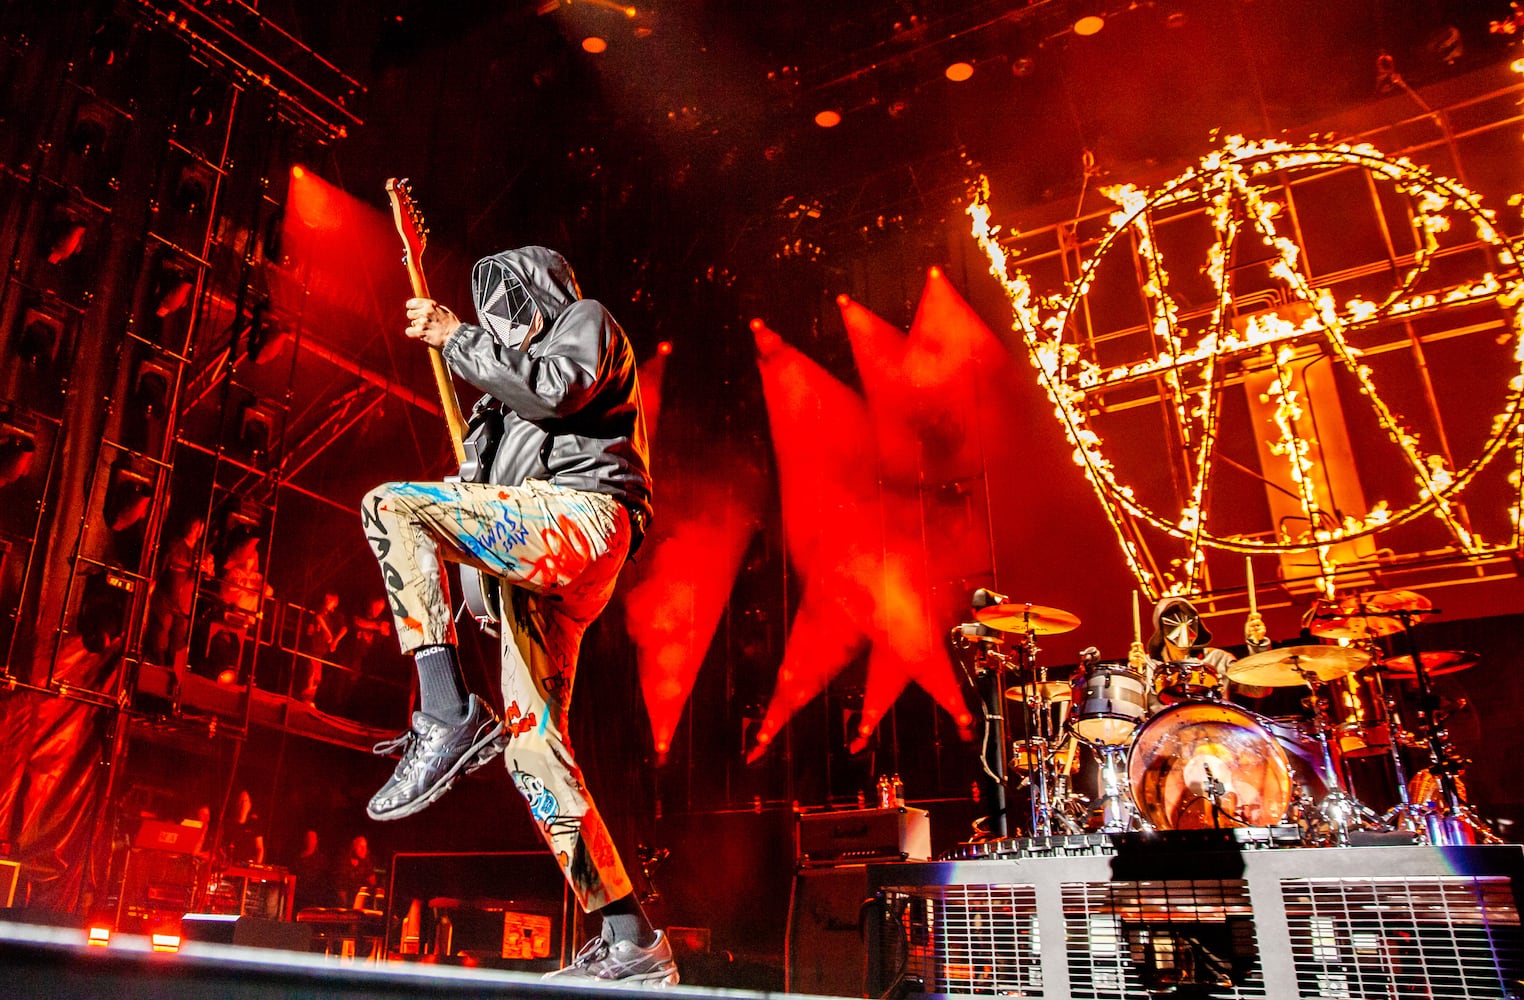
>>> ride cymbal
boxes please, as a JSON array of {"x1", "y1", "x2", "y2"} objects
[
  {"x1": 974, "y1": 602, "x2": 1081, "y2": 635},
  {"x1": 1226, "y1": 644, "x2": 1372, "y2": 687}
]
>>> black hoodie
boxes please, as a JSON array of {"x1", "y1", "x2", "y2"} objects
[{"x1": 441, "y1": 246, "x2": 652, "y2": 526}]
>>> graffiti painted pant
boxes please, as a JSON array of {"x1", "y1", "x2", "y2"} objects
[{"x1": 361, "y1": 478, "x2": 635, "y2": 912}]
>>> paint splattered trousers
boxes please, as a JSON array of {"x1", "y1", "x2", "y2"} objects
[{"x1": 361, "y1": 478, "x2": 635, "y2": 912}]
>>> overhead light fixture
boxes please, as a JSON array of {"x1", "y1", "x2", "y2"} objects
[
  {"x1": 945, "y1": 61, "x2": 974, "y2": 82},
  {"x1": 814, "y1": 109, "x2": 842, "y2": 128},
  {"x1": 582, "y1": 36, "x2": 608, "y2": 53},
  {"x1": 1073, "y1": 13, "x2": 1105, "y2": 36}
]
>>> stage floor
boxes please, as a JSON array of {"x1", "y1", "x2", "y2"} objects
[{"x1": 0, "y1": 919, "x2": 801, "y2": 1000}]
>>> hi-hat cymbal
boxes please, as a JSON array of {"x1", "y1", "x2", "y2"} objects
[
  {"x1": 975, "y1": 602, "x2": 1080, "y2": 635},
  {"x1": 1004, "y1": 681, "x2": 1072, "y2": 703},
  {"x1": 1383, "y1": 650, "x2": 1479, "y2": 678},
  {"x1": 1226, "y1": 644, "x2": 1372, "y2": 687}
]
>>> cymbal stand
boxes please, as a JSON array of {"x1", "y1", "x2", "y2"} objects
[
  {"x1": 1015, "y1": 622, "x2": 1058, "y2": 836},
  {"x1": 1299, "y1": 669, "x2": 1381, "y2": 846},
  {"x1": 1368, "y1": 655, "x2": 1422, "y2": 835},
  {"x1": 1389, "y1": 608, "x2": 1499, "y2": 845}
]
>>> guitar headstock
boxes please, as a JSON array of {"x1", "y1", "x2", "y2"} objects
[{"x1": 386, "y1": 177, "x2": 428, "y2": 270}]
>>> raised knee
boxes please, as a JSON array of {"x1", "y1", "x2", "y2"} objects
[{"x1": 363, "y1": 482, "x2": 404, "y2": 510}]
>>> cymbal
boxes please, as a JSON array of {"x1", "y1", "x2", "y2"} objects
[
  {"x1": 1305, "y1": 589, "x2": 1433, "y2": 639},
  {"x1": 1004, "y1": 681, "x2": 1072, "y2": 703},
  {"x1": 1383, "y1": 650, "x2": 1479, "y2": 678},
  {"x1": 1305, "y1": 611, "x2": 1402, "y2": 640},
  {"x1": 1310, "y1": 588, "x2": 1426, "y2": 637},
  {"x1": 975, "y1": 602, "x2": 1080, "y2": 635},
  {"x1": 1226, "y1": 644, "x2": 1372, "y2": 687}
]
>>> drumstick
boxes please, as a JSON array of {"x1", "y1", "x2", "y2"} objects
[
  {"x1": 1246, "y1": 557, "x2": 1257, "y2": 616},
  {"x1": 1132, "y1": 590, "x2": 1142, "y2": 645}
]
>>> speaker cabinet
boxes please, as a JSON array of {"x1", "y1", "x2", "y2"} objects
[
  {"x1": 787, "y1": 864, "x2": 868, "y2": 997},
  {"x1": 180, "y1": 913, "x2": 311, "y2": 952}
]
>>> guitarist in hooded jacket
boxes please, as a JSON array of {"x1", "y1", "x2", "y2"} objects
[{"x1": 361, "y1": 246, "x2": 672, "y2": 985}]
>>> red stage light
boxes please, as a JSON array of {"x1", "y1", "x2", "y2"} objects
[
  {"x1": 944, "y1": 61, "x2": 974, "y2": 82},
  {"x1": 814, "y1": 109, "x2": 842, "y2": 128},
  {"x1": 656, "y1": 340, "x2": 672, "y2": 356},
  {"x1": 582, "y1": 36, "x2": 608, "y2": 53},
  {"x1": 87, "y1": 925, "x2": 111, "y2": 947},
  {"x1": 290, "y1": 164, "x2": 305, "y2": 180}
]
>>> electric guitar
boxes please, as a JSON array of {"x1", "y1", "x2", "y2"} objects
[{"x1": 386, "y1": 178, "x2": 502, "y2": 629}]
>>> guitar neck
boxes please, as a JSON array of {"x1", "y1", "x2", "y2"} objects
[{"x1": 406, "y1": 269, "x2": 469, "y2": 466}]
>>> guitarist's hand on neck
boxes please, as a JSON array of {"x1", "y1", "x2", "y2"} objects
[{"x1": 404, "y1": 296, "x2": 462, "y2": 350}]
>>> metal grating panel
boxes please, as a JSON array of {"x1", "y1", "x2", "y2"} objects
[
  {"x1": 1061, "y1": 879, "x2": 1267, "y2": 1000},
  {"x1": 1282, "y1": 876, "x2": 1524, "y2": 999},
  {"x1": 880, "y1": 883, "x2": 1043, "y2": 997}
]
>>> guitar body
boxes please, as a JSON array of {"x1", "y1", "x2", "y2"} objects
[{"x1": 388, "y1": 177, "x2": 503, "y2": 631}]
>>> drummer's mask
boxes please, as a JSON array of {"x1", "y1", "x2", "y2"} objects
[{"x1": 1152, "y1": 597, "x2": 1211, "y2": 659}]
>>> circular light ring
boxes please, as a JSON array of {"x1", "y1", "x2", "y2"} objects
[
  {"x1": 973, "y1": 139, "x2": 1524, "y2": 558},
  {"x1": 944, "y1": 61, "x2": 974, "y2": 82},
  {"x1": 1073, "y1": 15, "x2": 1105, "y2": 36}
]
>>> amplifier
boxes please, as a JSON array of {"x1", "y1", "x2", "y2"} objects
[{"x1": 796, "y1": 806, "x2": 929, "y2": 867}]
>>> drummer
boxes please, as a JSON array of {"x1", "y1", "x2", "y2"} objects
[{"x1": 1144, "y1": 596, "x2": 1271, "y2": 706}]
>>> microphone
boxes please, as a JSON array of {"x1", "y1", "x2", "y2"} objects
[
  {"x1": 956, "y1": 622, "x2": 1005, "y2": 643},
  {"x1": 971, "y1": 588, "x2": 1008, "y2": 609}
]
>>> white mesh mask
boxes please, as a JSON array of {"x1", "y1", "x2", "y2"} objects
[{"x1": 476, "y1": 259, "x2": 542, "y2": 345}]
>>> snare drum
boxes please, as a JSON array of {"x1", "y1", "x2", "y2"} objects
[
  {"x1": 1070, "y1": 662, "x2": 1149, "y2": 745},
  {"x1": 1153, "y1": 658, "x2": 1220, "y2": 700}
]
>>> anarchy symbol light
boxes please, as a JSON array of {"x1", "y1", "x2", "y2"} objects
[{"x1": 969, "y1": 136, "x2": 1524, "y2": 599}]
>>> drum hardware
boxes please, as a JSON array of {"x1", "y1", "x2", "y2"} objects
[
  {"x1": 1226, "y1": 646, "x2": 1387, "y2": 843},
  {"x1": 972, "y1": 599, "x2": 1081, "y2": 837},
  {"x1": 1152, "y1": 657, "x2": 1222, "y2": 701},
  {"x1": 1374, "y1": 601, "x2": 1500, "y2": 845}
]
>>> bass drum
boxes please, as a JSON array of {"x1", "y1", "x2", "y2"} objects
[{"x1": 1128, "y1": 701, "x2": 1293, "y2": 831}]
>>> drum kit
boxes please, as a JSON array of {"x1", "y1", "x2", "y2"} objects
[{"x1": 953, "y1": 588, "x2": 1497, "y2": 847}]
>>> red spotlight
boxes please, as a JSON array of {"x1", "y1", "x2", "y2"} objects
[
  {"x1": 814, "y1": 109, "x2": 842, "y2": 128},
  {"x1": 656, "y1": 340, "x2": 672, "y2": 356},
  {"x1": 836, "y1": 293, "x2": 850, "y2": 308},
  {"x1": 928, "y1": 265, "x2": 942, "y2": 279},
  {"x1": 944, "y1": 61, "x2": 974, "y2": 82},
  {"x1": 582, "y1": 36, "x2": 608, "y2": 53},
  {"x1": 216, "y1": 668, "x2": 237, "y2": 685},
  {"x1": 291, "y1": 164, "x2": 305, "y2": 180}
]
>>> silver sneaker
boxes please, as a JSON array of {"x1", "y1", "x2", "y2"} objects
[
  {"x1": 542, "y1": 930, "x2": 680, "y2": 988},
  {"x1": 366, "y1": 694, "x2": 504, "y2": 821}
]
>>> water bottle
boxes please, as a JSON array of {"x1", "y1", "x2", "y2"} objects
[
  {"x1": 891, "y1": 773, "x2": 905, "y2": 807},
  {"x1": 876, "y1": 774, "x2": 894, "y2": 809}
]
